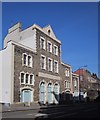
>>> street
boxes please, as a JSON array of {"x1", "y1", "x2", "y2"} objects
[{"x1": 2, "y1": 102, "x2": 100, "y2": 119}]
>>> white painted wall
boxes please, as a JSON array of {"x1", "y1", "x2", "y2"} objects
[
  {"x1": 0, "y1": 42, "x2": 13, "y2": 104},
  {"x1": 0, "y1": 51, "x2": 2, "y2": 103},
  {"x1": 19, "y1": 29, "x2": 36, "y2": 52}
]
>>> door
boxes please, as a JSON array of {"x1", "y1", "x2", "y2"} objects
[{"x1": 21, "y1": 89, "x2": 32, "y2": 102}]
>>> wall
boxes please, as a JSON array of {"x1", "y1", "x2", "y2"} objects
[
  {"x1": 19, "y1": 28, "x2": 36, "y2": 52},
  {"x1": 0, "y1": 51, "x2": 2, "y2": 103},
  {"x1": 14, "y1": 45, "x2": 36, "y2": 102},
  {"x1": 0, "y1": 42, "x2": 13, "y2": 103},
  {"x1": 60, "y1": 63, "x2": 72, "y2": 93}
]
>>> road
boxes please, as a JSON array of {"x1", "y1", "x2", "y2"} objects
[{"x1": 2, "y1": 102, "x2": 100, "y2": 119}]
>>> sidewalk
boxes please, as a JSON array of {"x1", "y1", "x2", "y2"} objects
[
  {"x1": 1, "y1": 102, "x2": 40, "y2": 113},
  {"x1": 1, "y1": 102, "x2": 82, "y2": 113}
]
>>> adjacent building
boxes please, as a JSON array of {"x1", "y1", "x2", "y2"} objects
[
  {"x1": 74, "y1": 68, "x2": 100, "y2": 101},
  {"x1": 72, "y1": 73, "x2": 79, "y2": 101}
]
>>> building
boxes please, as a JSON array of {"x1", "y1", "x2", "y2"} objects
[
  {"x1": 0, "y1": 22, "x2": 74, "y2": 105},
  {"x1": 60, "y1": 62, "x2": 73, "y2": 103},
  {"x1": 72, "y1": 73, "x2": 79, "y2": 101},
  {"x1": 74, "y1": 68, "x2": 100, "y2": 101}
]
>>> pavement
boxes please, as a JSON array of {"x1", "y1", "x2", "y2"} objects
[
  {"x1": 1, "y1": 102, "x2": 75, "y2": 113},
  {"x1": 1, "y1": 102, "x2": 41, "y2": 113}
]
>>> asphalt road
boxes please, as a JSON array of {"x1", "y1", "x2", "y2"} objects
[{"x1": 2, "y1": 102, "x2": 100, "y2": 119}]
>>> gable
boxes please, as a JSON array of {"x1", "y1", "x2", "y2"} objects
[{"x1": 43, "y1": 25, "x2": 57, "y2": 40}]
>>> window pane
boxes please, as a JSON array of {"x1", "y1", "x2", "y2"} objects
[
  {"x1": 54, "y1": 61, "x2": 58, "y2": 73},
  {"x1": 28, "y1": 56, "x2": 32, "y2": 67},
  {"x1": 24, "y1": 54, "x2": 27, "y2": 65},
  {"x1": 26, "y1": 74, "x2": 29, "y2": 84},
  {"x1": 30, "y1": 75, "x2": 33, "y2": 84},
  {"x1": 48, "y1": 42, "x2": 52, "y2": 52},
  {"x1": 41, "y1": 39, "x2": 44, "y2": 49},
  {"x1": 40, "y1": 38, "x2": 45, "y2": 49},
  {"x1": 48, "y1": 59, "x2": 52, "y2": 71},
  {"x1": 54, "y1": 45, "x2": 58, "y2": 55},
  {"x1": 41, "y1": 56, "x2": 45, "y2": 69},
  {"x1": 21, "y1": 73, "x2": 24, "y2": 83}
]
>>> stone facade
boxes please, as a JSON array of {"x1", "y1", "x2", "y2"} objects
[
  {"x1": 3, "y1": 22, "x2": 78, "y2": 104},
  {"x1": 14, "y1": 45, "x2": 37, "y2": 102},
  {"x1": 60, "y1": 62, "x2": 72, "y2": 93}
]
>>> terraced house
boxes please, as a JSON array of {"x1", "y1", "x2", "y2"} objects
[{"x1": 0, "y1": 22, "x2": 79, "y2": 105}]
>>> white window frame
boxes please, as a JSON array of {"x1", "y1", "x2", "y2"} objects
[
  {"x1": 65, "y1": 68, "x2": 70, "y2": 77},
  {"x1": 74, "y1": 78, "x2": 77, "y2": 87},
  {"x1": 22, "y1": 53, "x2": 33, "y2": 68},
  {"x1": 22, "y1": 53, "x2": 28, "y2": 66},
  {"x1": 47, "y1": 41, "x2": 52, "y2": 53},
  {"x1": 20, "y1": 72, "x2": 25, "y2": 84},
  {"x1": 40, "y1": 36, "x2": 46, "y2": 50},
  {"x1": 25, "y1": 73, "x2": 29, "y2": 84},
  {"x1": 65, "y1": 80, "x2": 67, "y2": 88},
  {"x1": 30, "y1": 74, "x2": 34, "y2": 85},
  {"x1": 28, "y1": 55, "x2": 33, "y2": 67},
  {"x1": 48, "y1": 57, "x2": 53, "y2": 72},
  {"x1": 54, "y1": 44, "x2": 58, "y2": 56},
  {"x1": 54, "y1": 60, "x2": 58, "y2": 73},
  {"x1": 65, "y1": 80, "x2": 70, "y2": 89},
  {"x1": 41, "y1": 54, "x2": 46, "y2": 70}
]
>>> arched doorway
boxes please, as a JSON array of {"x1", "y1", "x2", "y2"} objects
[
  {"x1": 21, "y1": 89, "x2": 33, "y2": 103},
  {"x1": 47, "y1": 83, "x2": 53, "y2": 104},
  {"x1": 54, "y1": 83, "x2": 59, "y2": 104},
  {"x1": 39, "y1": 81, "x2": 46, "y2": 104}
]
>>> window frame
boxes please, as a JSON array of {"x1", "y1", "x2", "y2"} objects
[
  {"x1": 40, "y1": 36, "x2": 46, "y2": 50},
  {"x1": 41, "y1": 54, "x2": 46, "y2": 70},
  {"x1": 30, "y1": 74, "x2": 34, "y2": 85},
  {"x1": 47, "y1": 41, "x2": 52, "y2": 53},
  {"x1": 28, "y1": 55, "x2": 33, "y2": 67},
  {"x1": 48, "y1": 57, "x2": 53, "y2": 72},
  {"x1": 65, "y1": 68, "x2": 70, "y2": 77},
  {"x1": 53, "y1": 44, "x2": 58, "y2": 56},
  {"x1": 25, "y1": 73, "x2": 29, "y2": 84},
  {"x1": 20, "y1": 72, "x2": 25, "y2": 84},
  {"x1": 65, "y1": 80, "x2": 70, "y2": 89},
  {"x1": 74, "y1": 78, "x2": 77, "y2": 87},
  {"x1": 22, "y1": 53, "x2": 28, "y2": 66},
  {"x1": 54, "y1": 60, "x2": 58, "y2": 73}
]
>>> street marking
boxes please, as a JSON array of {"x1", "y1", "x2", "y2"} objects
[{"x1": 35, "y1": 113, "x2": 48, "y2": 117}]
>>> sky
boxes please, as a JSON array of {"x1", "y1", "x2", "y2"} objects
[{"x1": 2, "y1": 2, "x2": 98, "y2": 75}]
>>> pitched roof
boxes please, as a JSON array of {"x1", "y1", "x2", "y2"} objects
[{"x1": 74, "y1": 69, "x2": 85, "y2": 75}]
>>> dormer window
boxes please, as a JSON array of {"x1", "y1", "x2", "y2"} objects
[{"x1": 48, "y1": 30, "x2": 50, "y2": 35}]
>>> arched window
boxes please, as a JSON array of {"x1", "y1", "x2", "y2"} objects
[
  {"x1": 39, "y1": 81, "x2": 46, "y2": 104},
  {"x1": 47, "y1": 83, "x2": 53, "y2": 104},
  {"x1": 54, "y1": 83, "x2": 59, "y2": 104}
]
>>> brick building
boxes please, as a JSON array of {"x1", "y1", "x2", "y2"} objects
[{"x1": 74, "y1": 68, "x2": 100, "y2": 101}]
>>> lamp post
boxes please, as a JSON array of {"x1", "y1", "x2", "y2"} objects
[{"x1": 79, "y1": 65, "x2": 87, "y2": 101}]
